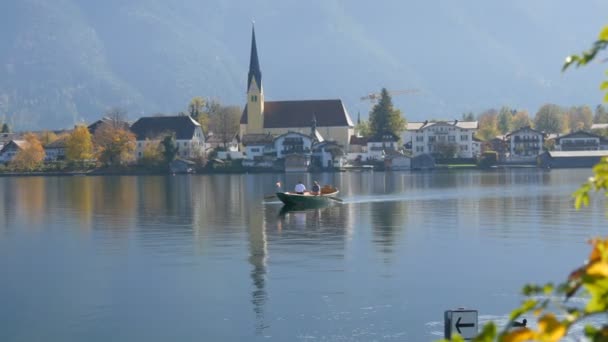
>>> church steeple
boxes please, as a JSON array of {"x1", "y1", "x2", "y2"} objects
[{"x1": 248, "y1": 24, "x2": 262, "y2": 91}]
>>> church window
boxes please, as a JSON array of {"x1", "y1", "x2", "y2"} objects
[{"x1": 251, "y1": 95, "x2": 257, "y2": 102}]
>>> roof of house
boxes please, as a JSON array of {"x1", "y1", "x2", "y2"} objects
[
  {"x1": 240, "y1": 99, "x2": 354, "y2": 128},
  {"x1": 555, "y1": 130, "x2": 602, "y2": 142},
  {"x1": 349, "y1": 135, "x2": 368, "y2": 146},
  {"x1": 88, "y1": 117, "x2": 130, "y2": 135},
  {"x1": 45, "y1": 136, "x2": 68, "y2": 149},
  {"x1": 591, "y1": 123, "x2": 608, "y2": 130},
  {"x1": 407, "y1": 120, "x2": 478, "y2": 131},
  {"x1": 547, "y1": 150, "x2": 608, "y2": 158},
  {"x1": 0, "y1": 140, "x2": 28, "y2": 154},
  {"x1": 242, "y1": 133, "x2": 275, "y2": 146},
  {"x1": 206, "y1": 131, "x2": 239, "y2": 144},
  {"x1": 506, "y1": 125, "x2": 544, "y2": 137},
  {"x1": 130, "y1": 115, "x2": 201, "y2": 141}
]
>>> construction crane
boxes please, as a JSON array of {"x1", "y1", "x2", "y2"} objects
[{"x1": 360, "y1": 89, "x2": 420, "y2": 103}]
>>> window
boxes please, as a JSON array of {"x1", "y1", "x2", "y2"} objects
[
  {"x1": 416, "y1": 136, "x2": 424, "y2": 142},
  {"x1": 461, "y1": 135, "x2": 468, "y2": 141},
  {"x1": 183, "y1": 142, "x2": 187, "y2": 147},
  {"x1": 251, "y1": 148, "x2": 260, "y2": 153},
  {"x1": 448, "y1": 136, "x2": 455, "y2": 142},
  {"x1": 429, "y1": 136, "x2": 436, "y2": 143},
  {"x1": 250, "y1": 95, "x2": 258, "y2": 102}
]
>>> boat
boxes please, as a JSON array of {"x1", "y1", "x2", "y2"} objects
[{"x1": 275, "y1": 186, "x2": 340, "y2": 207}]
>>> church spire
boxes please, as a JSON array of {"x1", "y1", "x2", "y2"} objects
[{"x1": 248, "y1": 24, "x2": 262, "y2": 91}]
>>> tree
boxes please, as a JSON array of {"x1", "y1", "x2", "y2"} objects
[
  {"x1": 93, "y1": 122, "x2": 135, "y2": 167},
  {"x1": 368, "y1": 88, "x2": 406, "y2": 136},
  {"x1": 594, "y1": 104, "x2": 608, "y2": 123},
  {"x1": 355, "y1": 120, "x2": 371, "y2": 137},
  {"x1": 104, "y1": 107, "x2": 129, "y2": 129},
  {"x1": 188, "y1": 96, "x2": 205, "y2": 119},
  {"x1": 534, "y1": 104, "x2": 565, "y2": 134},
  {"x1": 66, "y1": 125, "x2": 93, "y2": 164},
  {"x1": 476, "y1": 109, "x2": 499, "y2": 141},
  {"x1": 1, "y1": 123, "x2": 9, "y2": 133},
  {"x1": 161, "y1": 133, "x2": 179, "y2": 164},
  {"x1": 11, "y1": 133, "x2": 45, "y2": 171},
  {"x1": 140, "y1": 140, "x2": 163, "y2": 168},
  {"x1": 433, "y1": 141, "x2": 458, "y2": 159},
  {"x1": 496, "y1": 106, "x2": 513, "y2": 134},
  {"x1": 39, "y1": 130, "x2": 58, "y2": 146},
  {"x1": 209, "y1": 106, "x2": 241, "y2": 150},
  {"x1": 512, "y1": 110, "x2": 533, "y2": 130},
  {"x1": 462, "y1": 112, "x2": 475, "y2": 121},
  {"x1": 565, "y1": 105, "x2": 593, "y2": 131}
]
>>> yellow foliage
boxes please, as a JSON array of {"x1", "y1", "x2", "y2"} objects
[
  {"x1": 11, "y1": 133, "x2": 45, "y2": 171},
  {"x1": 66, "y1": 125, "x2": 93, "y2": 162}
]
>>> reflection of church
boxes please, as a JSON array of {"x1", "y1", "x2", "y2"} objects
[{"x1": 239, "y1": 25, "x2": 355, "y2": 149}]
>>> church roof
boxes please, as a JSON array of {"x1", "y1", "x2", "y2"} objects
[
  {"x1": 248, "y1": 25, "x2": 262, "y2": 91},
  {"x1": 240, "y1": 99, "x2": 354, "y2": 128}
]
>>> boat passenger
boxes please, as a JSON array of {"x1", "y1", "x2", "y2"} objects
[
  {"x1": 294, "y1": 181, "x2": 306, "y2": 194},
  {"x1": 311, "y1": 181, "x2": 321, "y2": 195}
]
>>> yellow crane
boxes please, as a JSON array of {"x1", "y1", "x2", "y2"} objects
[{"x1": 360, "y1": 89, "x2": 420, "y2": 103}]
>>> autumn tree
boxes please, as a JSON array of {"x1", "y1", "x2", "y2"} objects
[
  {"x1": 209, "y1": 105, "x2": 241, "y2": 150},
  {"x1": 511, "y1": 110, "x2": 533, "y2": 130},
  {"x1": 594, "y1": 104, "x2": 608, "y2": 123},
  {"x1": 433, "y1": 141, "x2": 459, "y2": 159},
  {"x1": 93, "y1": 122, "x2": 136, "y2": 167},
  {"x1": 534, "y1": 104, "x2": 565, "y2": 134},
  {"x1": 140, "y1": 140, "x2": 163, "y2": 168},
  {"x1": 496, "y1": 106, "x2": 513, "y2": 134},
  {"x1": 39, "y1": 131, "x2": 58, "y2": 146},
  {"x1": 66, "y1": 125, "x2": 93, "y2": 165},
  {"x1": 355, "y1": 120, "x2": 371, "y2": 137},
  {"x1": 369, "y1": 88, "x2": 406, "y2": 137},
  {"x1": 11, "y1": 133, "x2": 45, "y2": 171},
  {"x1": 565, "y1": 105, "x2": 593, "y2": 131},
  {"x1": 476, "y1": 109, "x2": 499, "y2": 140}
]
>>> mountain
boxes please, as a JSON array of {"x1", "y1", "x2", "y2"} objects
[{"x1": 0, "y1": 0, "x2": 607, "y2": 130}]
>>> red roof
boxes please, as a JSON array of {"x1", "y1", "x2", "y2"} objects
[{"x1": 240, "y1": 99, "x2": 354, "y2": 128}]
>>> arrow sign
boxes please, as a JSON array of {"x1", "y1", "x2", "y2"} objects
[
  {"x1": 456, "y1": 316, "x2": 475, "y2": 334},
  {"x1": 445, "y1": 309, "x2": 478, "y2": 340}
]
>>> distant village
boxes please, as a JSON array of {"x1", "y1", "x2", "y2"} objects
[{"x1": 2, "y1": 27, "x2": 608, "y2": 174}]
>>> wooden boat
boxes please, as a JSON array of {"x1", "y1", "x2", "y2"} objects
[{"x1": 275, "y1": 186, "x2": 340, "y2": 207}]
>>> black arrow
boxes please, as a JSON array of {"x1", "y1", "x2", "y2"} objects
[{"x1": 456, "y1": 317, "x2": 475, "y2": 334}]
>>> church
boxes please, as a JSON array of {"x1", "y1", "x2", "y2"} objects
[{"x1": 239, "y1": 26, "x2": 354, "y2": 149}]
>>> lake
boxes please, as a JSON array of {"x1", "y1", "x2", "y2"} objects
[{"x1": 0, "y1": 169, "x2": 605, "y2": 341}]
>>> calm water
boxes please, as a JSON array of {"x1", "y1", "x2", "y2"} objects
[{"x1": 0, "y1": 169, "x2": 606, "y2": 341}]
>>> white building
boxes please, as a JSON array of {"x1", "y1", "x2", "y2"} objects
[
  {"x1": 554, "y1": 130, "x2": 608, "y2": 151},
  {"x1": 403, "y1": 120, "x2": 479, "y2": 158},
  {"x1": 0, "y1": 140, "x2": 28, "y2": 164},
  {"x1": 130, "y1": 115, "x2": 205, "y2": 160},
  {"x1": 366, "y1": 132, "x2": 400, "y2": 160},
  {"x1": 505, "y1": 126, "x2": 544, "y2": 162}
]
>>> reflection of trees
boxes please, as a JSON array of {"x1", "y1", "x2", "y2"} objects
[
  {"x1": 15, "y1": 177, "x2": 46, "y2": 226},
  {"x1": 64, "y1": 177, "x2": 93, "y2": 230},
  {"x1": 370, "y1": 201, "x2": 407, "y2": 255}
]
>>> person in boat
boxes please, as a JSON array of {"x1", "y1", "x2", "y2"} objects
[
  {"x1": 294, "y1": 181, "x2": 306, "y2": 194},
  {"x1": 311, "y1": 181, "x2": 321, "y2": 195}
]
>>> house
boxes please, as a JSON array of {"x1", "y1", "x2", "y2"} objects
[
  {"x1": 366, "y1": 132, "x2": 400, "y2": 160},
  {"x1": 88, "y1": 117, "x2": 130, "y2": 135},
  {"x1": 539, "y1": 150, "x2": 608, "y2": 168},
  {"x1": 44, "y1": 136, "x2": 68, "y2": 162},
  {"x1": 554, "y1": 130, "x2": 608, "y2": 151},
  {"x1": 130, "y1": 115, "x2": 205, "y2": 160},
  {"x1": 0, "y1": 140, "x2": 28, "y2": 164},
  {"x1": 239, "y1": 25, "x2": 355, "y2": 149},
  {"x1": 312, "y1": 141, "x2": 345, "y2": 169},
  {"x1": 505, "y1": 126, "x2": 545, "y2": 162},
  {"x1": 384, "y1": 150, "x2": 411, "y2": 170},
  {"x1": 403, "y1": 120, "x2": 479, "y2": 158},
  {"x1": 347, "y1": 135, "x2": 368, "y2": 163},
  {"x1": 487, "y1": 136, "x2": 508, "y2": 162},
  {"x1": 242, "y1": 133, "x2": 275, "y2": 160},
  {"x1": 206, "y1": 131, "x2": 240, "y2": 152}
]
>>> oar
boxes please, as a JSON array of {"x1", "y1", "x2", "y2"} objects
[
  {"x1": 328, "y1": 196, "x2": 343, "y2": 202},
  {"x1": 264, "y1": 194, "x2": 277, "y2": 200}
]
